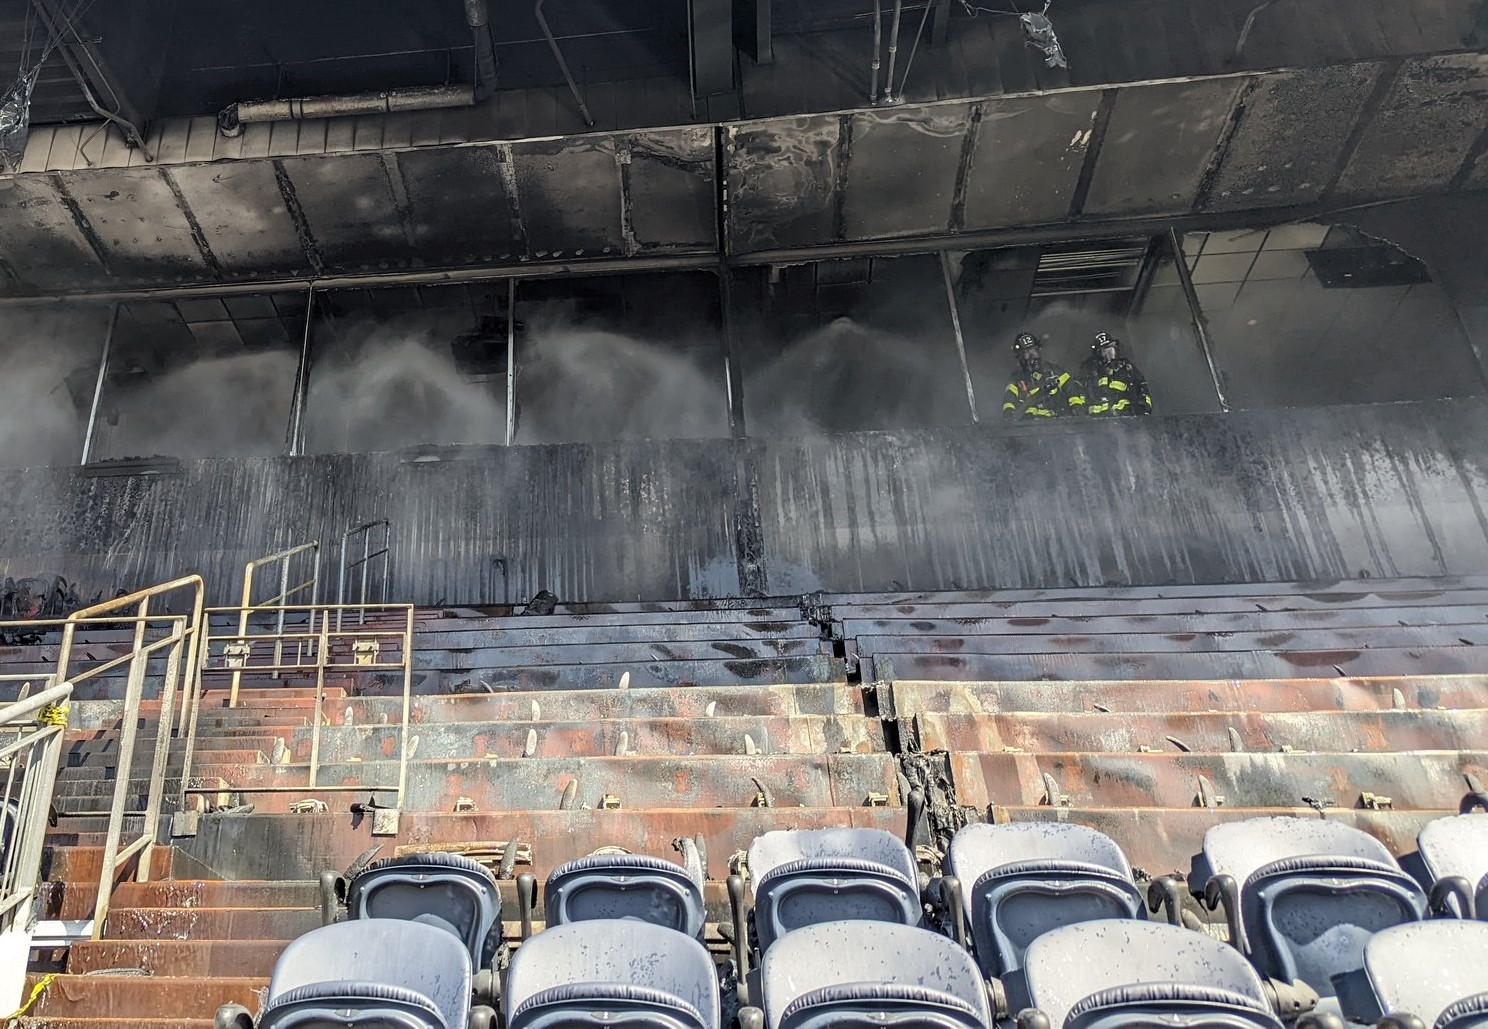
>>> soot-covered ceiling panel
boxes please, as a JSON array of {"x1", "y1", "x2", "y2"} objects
[
  {"x1": 166, "y1": 160, "x2": 311, "y2": 279},
  {"x1": 393, "y1": 145, "x2": 522, "y2": 263},
  {"x1": 57, "y1": 167, "x2": 213, "y2": 283},
  {"x1": 1203, "y1": 63, "x2": 1387, "y2": 212},
  {"x1": 0, "y1": 176, "x2": 109, "y2": 291},
  {"x1": 960, "y1": 91, "x2": 1102, "y2": 229},
  {"x1": 512, "y1": 137, "x2": 626, "y2": 258},
  {"x1": 624, "y1": 128, "x2": 717, "y2": 252},
  {"x1": 1081, "y1": 78, "x2": 1242, "y2": 217},
  {"x1": 840, "y1": 104, "x2": 975, "y2": 240},
  {"x1": 276, "y1": 152, "x2": 412, "y2": 272},
  {"x1": 1333, "y1": 54, "x2": 1488, "y2": 199},
  {"x1": 725, "y1": 114, "x2": 843, "y2": 253}
]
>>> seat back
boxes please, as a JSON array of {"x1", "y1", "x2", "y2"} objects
[
  {"x1": 948, "y1": 823, "x2": 1142, "y2": 976},
  {"x1": 504, "y1": 919, "x2": 720, "y2": 1029},
  {"x1": 761, "y1": 921, "x2": 992, "y2": 1029},
  {"x1": 347, "y1": 851, "x2": 502, "y2": 967},
  {"x1": 263, "y1": 919, "x2": 471, "y2": 1029},
  {"x1": 545, "y1": 854, "x2": 706, "y2": 938},
  {"x1": 748, "y1": 828, "x2": 920, "y2": 953},
  {"x1": 1198, "y1": 818, "x2": 1426, "y2": 996},
  {"x1": 1418, "y1": 815, "x2": 1488, "y2": 919},
  {"x1": 1022, "y1": 920, "x2": 1282, "y2": 1029},
  {"x1": 1350, "y1": 921, "x2": 1488, "y2": 1029}
]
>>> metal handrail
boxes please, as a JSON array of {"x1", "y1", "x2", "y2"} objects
[
  {"x1": 232, "y1": 542, "x2": 322, "y2": 707},
  {"x1": 56, "y1": 577, "x2": 204, "y2": 940},
  {"x1": 0, "y1": 682, "x2": 73, "y2": 1008},
  {"x1": 337, "y1": 521, "x2": 391, "y2": 631},
  {"x1": 179, "y1": 603, "x2": 415, "y2": 826}
]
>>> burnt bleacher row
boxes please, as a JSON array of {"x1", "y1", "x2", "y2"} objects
[
  {"x1": 219, "y1": 817, "x2": 1488, "y2": 1029},
  {"x1": 11, "y1": 574, "x2": 1488, "y2": 1024}
]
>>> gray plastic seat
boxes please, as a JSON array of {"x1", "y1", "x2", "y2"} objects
[
  {"x1": 348, "y1": 851, "x2": 503, "y2": 967},
  {"x1": 545, "y1": 853, "x2": 706, "y2": 939},
  {"x1": 1417, "y1": 815, "x2": 1488, "y2": 920},
  {"x1": 1346, "y1": 920, "x2": 1488, "y2": 1028},
  {"x1": 1193, "y1": 817, "x2": 1426, "y2": 998},
  {"x1": 1021, "y1": 920, "x2": 1283, "y2": 1029},
  {"x1": 504, "y1": 919, "x2": 720, "y2": 1029},
  {"x1": 760, "y1": 920, "x2": 992, "y2": 1029},
  {"x1": 258, "y1": 919, "x2": 471, "y2": 1028},
  {"x1": 748, "y1": 828, "x2": 920, "y2": 953},
  {"x1": 947, "y1": 822, "x2": 1143, "y2": 977}
]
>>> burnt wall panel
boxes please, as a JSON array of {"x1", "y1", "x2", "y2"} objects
[
  {"x1": 1082, "y1": 79, "x2": 1242, "y2": 217},
  {"x1": 166, "y1": 161, "x2": 311, "y2": 278},
  {"x1": 626, "y1": 128, "x2": 717, "y2": 251},
  {"x1": 512, "y1": 138, "x2": 625, "y2": 257},
  {"x1": 0, "y1": 177, "x2": 108, "y2": 291},
  {"x1": 840, "y1": 105, "x2": 973, "y2": 239},
  {"x1": 278, "y1": 153, "x2": 413, "y2": 271},
  {"x1": 1, "y1": 402, "x2": 1486, "y2": 604},
  {"x1": 56, "y1": 168, "x2": 211, "y2": 282},
  {"x1": 1334, "y1": 54, "x2": 1488, "y2": 199},
  {"x1": 961, "y1": 92, "x2": 1101, "y2": 229},
  {"x1": 1205, "y1": 64, "x2": 1386, "y2": 212},
  {"x1": 725, "y1": 114, "x2": 842, "y2": 252},
  {"x1": 394, "y1": 146, "x2": 521, "y2": 263}
]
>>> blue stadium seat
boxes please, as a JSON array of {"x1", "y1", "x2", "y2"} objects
[
  {"x1": 747, "y1": 828, "x2": 921, "y2": 954},
  {"x1": 504, "y1": 919, "x2": 720, "y2": 1029},
  {"x1": 251, "y1": 919, "x2": 471, "y2": 1029},
  {"x1": 544, "y1": 853, "x2": 706, "y2": 938},
  {"x1": 1343, "y1": 920, "x2": 1488, "y2": 1028},
  {"x1": 1417, "y1": 815, "x2": 1488, "y2": 920},
  {"x1": 347, "y1": 851, "x2": 504, "y2": 968},
  {"x1": 759, "y1": 920, "x2": 992, "y2": 1029},
  {"x1": 947, "y1": 822, "x2": 1143, "y2": 977},
  {"x1": 1192, "y1": 817, "x2": 1426, "y2": 999},
  {"x1": 1018, "y1": 920, "x2": 1284, "y2": 1029}
]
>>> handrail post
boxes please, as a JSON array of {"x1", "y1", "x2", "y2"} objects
[
  {"x1": 92, "y1": 601, "x2": 151, "y2": 938},
  {"x1": 397, "y1": 606, "x2": 414, "y2": 810},
  {"x1": 309, "y1": 609, "x2": 330, "y2": 790},
  {"x1": 137, "y1": 617, "x2": 185, "y2": 883}
]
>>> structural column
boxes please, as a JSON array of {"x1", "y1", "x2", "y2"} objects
[
  {"x1": 285, "y1": 285, "x2": 317, "y2": 455},
  {"x1": 80, "y1": 303, "x2": 119, "y2": 465},
  {"x1": 1166, "y1": 228, "x2": 1230, "y2": 412},
  {"x1": 939, "y1": 250, "x2": 980, "y2": 423},
  {"x1": 506, "y1": 278, "x2": 518, "y2": 446}
]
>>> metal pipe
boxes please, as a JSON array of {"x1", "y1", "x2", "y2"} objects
[
  {"x1": 535, "y1": 0, "x2": 597, "y2": 128},
  {"x1": 1167, "y1": 227, "x2": 1230, "y2": 412},
  {"x1": 80, "y1": 303, "x2": 117, "y2": 465},
  {"x1": 870, "y1": 0, "x2": 883, "y2": 104},
  {"x1": 287, "y1": 286, "x2": 315, "y2": 457},
  {"x1": 219, "y1": 84, "x2": 476, "y2": 136},
  {"x1": 939, "y1": 250, "x2": 980, "y2": 423},
  {"x1": 882, "y1": 0, "x2": 905, "y2": 103},
  {"x1": 465, "y1": 0, "x2": 499, "y2": 99},
  {"x1": 896, "y1": 0, "x2": 936, "y2": 102},
  {"x1": 506, "y1": 278, "x2": 518, "y2": 445},
  {"x1": 28, "y1": 0, "x2": 154, "y2": 160}
]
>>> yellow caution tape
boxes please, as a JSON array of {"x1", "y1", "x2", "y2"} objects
[
  {"x1": 5, "y1": 971, "x2": 58, "y2": 1023},
  {"x1": 37, "y1": 703, "x2": 68, "y2": 728}
]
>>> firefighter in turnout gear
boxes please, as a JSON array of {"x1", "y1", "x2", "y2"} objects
[
  {"x1": 1082, "y1": 331, "x2": 1152, "y2": 417},
  {"x1": 1003, "y1": 333, "x2": 1084, "y2": 419}
]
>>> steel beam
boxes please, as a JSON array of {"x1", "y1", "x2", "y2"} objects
[
  {"x1": 938, "y1": 250, "x2": 979, "y2": 423},
  {"x1": 1167, "y1": 227, "x2": 1230, "y2": 412},
  {"x1": 79, "y1": 302, "x2": 118, "y2": 465},
  {"x1": 506, "y1": 278, "x2": 518, "y2": 446},
  {"x1": 286, "y1": 286, "x2": 317, "y2": 456}
]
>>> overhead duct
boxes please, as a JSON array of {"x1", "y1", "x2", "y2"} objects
[{"x1": 218, "y1": 1, "x2": 496, "y2": 137}]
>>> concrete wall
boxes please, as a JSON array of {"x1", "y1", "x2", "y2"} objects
[{"x1": 2, "y1": 399, "x2": 1486, "y2": 606}]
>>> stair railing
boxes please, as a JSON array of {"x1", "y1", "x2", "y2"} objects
[
  {"x1": 52, "y1": 575, "x2": 205, "y2": 940},
  {"x1": 0, "y1": 682, "x2": 74, "y2": 1011},
  {"x1": 231, "y1": 541, "x2": 321, "y2": 707},
  {"x1": 179, "y1": 602, "x2": 415, "y2": 836},
  {"x1": 336, "y1": 521, "x2": 392, "y2": 630}
]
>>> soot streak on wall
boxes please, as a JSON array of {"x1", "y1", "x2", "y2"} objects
[{"x1": 0, "y1": 400, "x2": 1484, "y2": 605}]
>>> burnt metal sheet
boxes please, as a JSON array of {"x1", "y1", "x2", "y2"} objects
[
  {"x1": 512, "y1": 137, "x2": 625, "y2": 257},
  {"x1": 55, "y1": 167, "x2": 212, "y2": 282},
  {"x1": 1204, "y1": 64, "x2": 1386, "y2": 211},
  {"x1": 625, "y1": 128, "x2": 717, "y2": 251},
  {"x1": 840, "y1": 104, "x2": 975, "y2": 240},
  {"x1": 851, "y1": 623, "x2": 1486, "y2": 655},
  {"x1": 1334, "y1": 54, "x2": 1488, "y2": 198},
  {"x1": 276, "y1": 152, "x2": 412, "y2": 271},
  {"x1": 0, "y1": 176, "x2": 108, "y2": 290},
  {"x1": 1081, "y1": 78, "x2": 1243, "y2": 217},
  {"x1": 414, "y1": 636, "x2": 823, "y2": 669},
  {"x1": 393, "y1": 145, "x2": 522, "y2": 262},
  {"x1": 165, "y1": 160, "x2": 312, "y2": 279},
  {"x1": 725, "y1": 113, "x2": 842, "y2": 252},
  {"x1": 961, "y1": 91, "x2": 1102, "y2": 228}
]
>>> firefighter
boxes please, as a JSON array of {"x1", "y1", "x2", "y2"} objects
[
  {"x1": 1083, "y1": 331, "x2": 1152, "y2": 417},
  {"x1": 1003, "y1": 332, "x2": 1083, "y2": 419}
]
